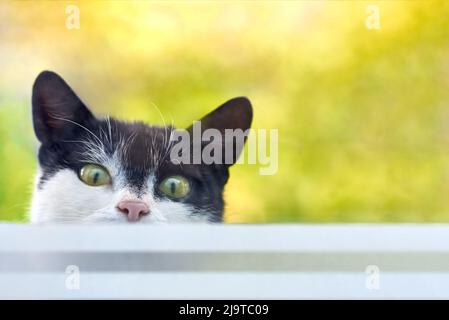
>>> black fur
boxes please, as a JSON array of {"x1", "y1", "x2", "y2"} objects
[{"x1": 32, "y1": 71, "x2": 252, "y2": 222}]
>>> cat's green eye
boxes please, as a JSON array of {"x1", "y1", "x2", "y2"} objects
[
  {"x1": 159, "y1": 176, "x2": 190, "y2": 199},
  {"x1": 79, "y1": 164, "x2": 111, "y2": 186}
]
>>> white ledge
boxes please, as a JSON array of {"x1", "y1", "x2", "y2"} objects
[
  {"x1": 1, "y1": 223, "x2": 449, "y2": 299},
  {"x1": 1, "y1": 223, "x2": 449, "y2": 252}
]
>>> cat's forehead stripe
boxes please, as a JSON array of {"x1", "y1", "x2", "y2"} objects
[{"x1": 95, "y1": 119, "x2": 174, "y2": 191}]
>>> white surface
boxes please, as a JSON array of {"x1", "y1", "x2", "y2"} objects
[
  {"x1": 0, "y1": 223, "x2": 449, "y2": 299},
  {"x1": 1, "y1": 223, "x2": 449, "y2": 252},
  {"x1": 3, "y1": 273, "x2": 449, "y2": 299}
]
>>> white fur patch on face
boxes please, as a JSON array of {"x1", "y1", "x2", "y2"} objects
[{"x1": 30, "y1": 167, "x2": 210, "y2": 224}]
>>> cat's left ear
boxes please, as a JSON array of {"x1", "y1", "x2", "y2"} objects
[
  {"x1": 32, "y1": 71, "x2": 96, "y2": 144},
  {"x1": 187, "y1": 97, "x2": 253, "y2": 166},
  {"x1": 195, "y1": 97, "x2": 253, "y2": 134}
]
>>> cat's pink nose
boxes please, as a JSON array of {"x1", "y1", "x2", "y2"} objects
[{"x1": 117, "y1": 201, "x2": 150, "y2": 222}]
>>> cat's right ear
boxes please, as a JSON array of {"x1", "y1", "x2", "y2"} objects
[{"x1": 32, "y1": 71, "x2": 95, "y2": 144}]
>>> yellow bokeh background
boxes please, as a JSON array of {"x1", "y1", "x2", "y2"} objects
[{"x1": 1, "y1": 0, "x2": 449, "y2": 222}]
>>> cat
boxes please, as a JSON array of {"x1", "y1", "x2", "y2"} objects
[{"x1": 30, "y1": 71, "x2": 252, "y2": 223}]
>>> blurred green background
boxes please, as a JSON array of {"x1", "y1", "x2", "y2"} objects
[{"x1": 1, "y1": 0, "x2": 449, "y2": 223}]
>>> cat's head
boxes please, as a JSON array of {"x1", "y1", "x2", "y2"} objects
[{"x1": 30, "y1": 71, "x2": 252, "y2": 224}]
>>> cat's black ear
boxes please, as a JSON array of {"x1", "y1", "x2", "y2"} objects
[
  {"x1": 196, "y1": 97, "x2": 253, "y2": 134},
  {"x1": 187, "y1": 97, "x2": 253, "y2": 166},
  {"x1": 32, "y1": 71, "x2": 95, "y2": 144}
]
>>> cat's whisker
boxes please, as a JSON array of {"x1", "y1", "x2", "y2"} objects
[
  {"x1": 150, "y1": 101, "x2": 177, "y2": 167},
  {"x1": 150, "y1": 101, "x2": 168, "y2": 128},
  {"x1": 122, "y1": 130, "x2": 138, "y2": 164}
]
